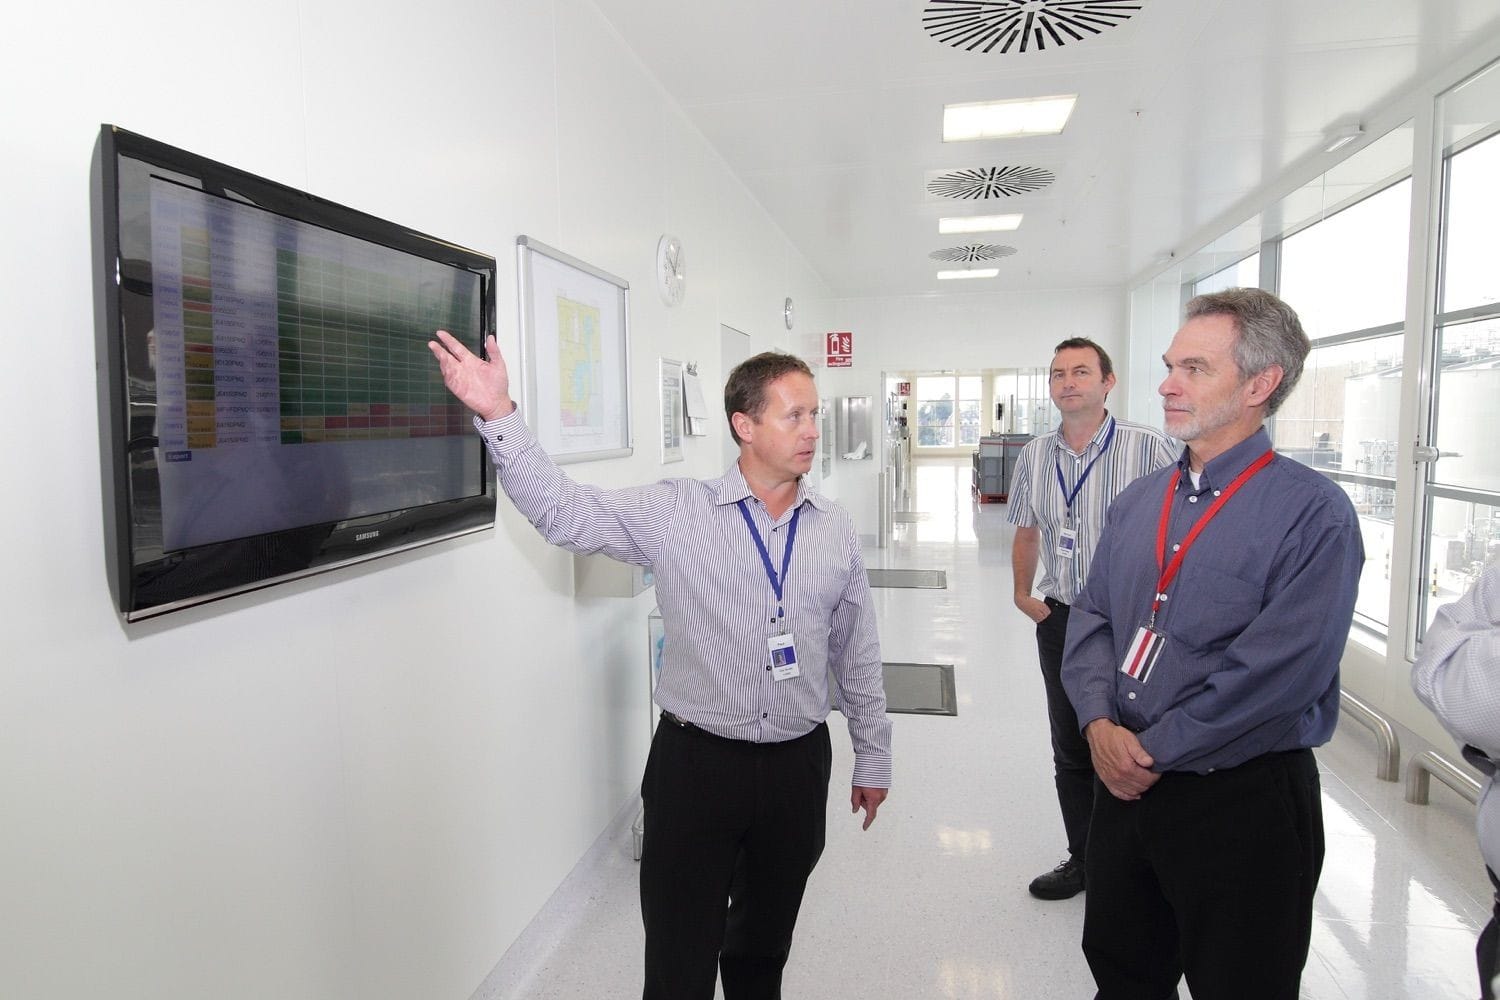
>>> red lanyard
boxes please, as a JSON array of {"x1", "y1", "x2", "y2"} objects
[{"x1": 1149, "y1": 450, "x2": 1275, "y2": 627}]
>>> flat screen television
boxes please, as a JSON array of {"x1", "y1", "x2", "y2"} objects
[{"x1": 93, "y1": 125, "x2": 497, "y2": 621}]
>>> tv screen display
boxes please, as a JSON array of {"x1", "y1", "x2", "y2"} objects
[{"x1": 93, "y1": 125, "x2": 497, "y2": 620}]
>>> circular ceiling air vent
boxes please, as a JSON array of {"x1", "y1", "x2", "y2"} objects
[
  {"x1": 923, "y1": 0, "x2": 1143, "y2": 54},
  {"x1": 927, "y1": 166, "x2": 1054, "y2": 199},
  {"x1": 929, "y1": 244, "x2": 1018, "y2": 263}
]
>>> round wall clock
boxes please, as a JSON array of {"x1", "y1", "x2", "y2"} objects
[
  {"x1": 656, "y1": 234, "x2": 685, "y2": 306},
  {"x1": 783, "y1": 296, "x2": 795, "y2": 330}
]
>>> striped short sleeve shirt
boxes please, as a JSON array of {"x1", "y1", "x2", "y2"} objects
[{"x1": 1007, "y1": 413, "x2": 1178, "y2": 605}]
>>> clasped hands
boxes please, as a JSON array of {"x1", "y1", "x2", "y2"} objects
[{"x1": 1084, "y1": 718, "x2": 1159, "y2": 800}]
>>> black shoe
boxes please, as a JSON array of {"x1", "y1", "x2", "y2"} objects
[{"x1": 1028, "y1": 858, "x2": 1085, "y2": 900}]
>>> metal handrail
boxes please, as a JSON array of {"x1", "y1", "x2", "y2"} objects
[
  {"x1": 1339, "y1": 690, "x2": 1400, "y2": 782},
  {"x1": 1404, "y1": 749, "x2": 1483, "y2": 806}
]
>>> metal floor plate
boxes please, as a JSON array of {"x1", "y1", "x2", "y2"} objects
[
  {"x1": 866, "y1": 568, "x2": 947, "y2": 589},
  {"x1": 882, "y1": 662, "x2": 957, "y2": 716}
]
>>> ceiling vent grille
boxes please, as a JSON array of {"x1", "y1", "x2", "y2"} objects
[
  {"x1": 927, "y1": 166, "x2": 1054, "y2": 199},
  {"x1": 923, "y1": 0, "x2": 1143, "y2": 54},
  {"x1": 929, "y1": 244, "x2": 1018, "y2": 262}
]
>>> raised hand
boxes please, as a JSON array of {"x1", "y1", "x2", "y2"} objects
[{"x1": 428, "y1": 331, "x2": 514, "y2": 422}]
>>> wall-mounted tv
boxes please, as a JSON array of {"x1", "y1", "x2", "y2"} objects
[{"x1": 93, "y1": 125, "x2": 497, "y2": 621}]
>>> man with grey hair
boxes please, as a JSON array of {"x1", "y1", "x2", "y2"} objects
[{"x1": 1062, "y1": 288, "x2": 1364, "y2": 998}]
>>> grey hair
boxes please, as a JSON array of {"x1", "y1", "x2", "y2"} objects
[{"x1": 1184, "y1": 287, "x2": 1310, "y2": 415}]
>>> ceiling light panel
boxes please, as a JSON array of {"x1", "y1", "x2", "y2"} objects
[
  {"x1": 939, "y1": 214, "x2": 1023, "y2": 234},
  {"x1": 943, "y1": 95, "x2": 1077, "y2": 141},
  {"x1": 937, "y1": 268, "x2": 1001, "y2": 280}
]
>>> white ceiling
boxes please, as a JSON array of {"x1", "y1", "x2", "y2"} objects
[{"x1": 587, "y1": 0, "x2": 1500, "y2": 297}]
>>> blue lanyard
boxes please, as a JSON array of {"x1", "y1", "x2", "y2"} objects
[
  {"x1": 1054, "y1": 417, "x2": 1116, "y2": 522},
  {"x1": 736, "y1": 499, "x2": 801, "y2": 621}
]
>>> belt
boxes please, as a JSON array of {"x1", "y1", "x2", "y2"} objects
[
  {"x1": 1044, "y1": 596, "x2": 1070, "y2": 609},
  {"x1": 659, "y1": 711, "x2": 825, "y2": 747},
  {"x1": 660, "y1": 710, "x2": 742, "y2": 743}
]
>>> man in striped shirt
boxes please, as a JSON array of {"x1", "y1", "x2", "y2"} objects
[
  {"x1": 1008, "y1": 338, "x2": 1176, "y2": 900},
  {"x1": 430, "y1": 331, "x2": 891, "y2": 1000}
]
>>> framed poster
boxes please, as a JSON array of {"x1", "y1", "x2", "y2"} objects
[
  {"x1": 516, "y1": 236, "x2": 632, "y2": 463},
  {"x1": 659, "y1": 358, "x2": 684, "y2": 464}
]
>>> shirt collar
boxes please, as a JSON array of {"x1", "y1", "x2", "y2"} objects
[
  {"x1": 1055, "y1": 411, "x2": 1115, "y2": 457},
  {"x1": 713, "y1": 462, "x2": 830, "y2": 512},
  {"x1": 1176, "y1": 425, "x2": 1274, "y2": 492}
]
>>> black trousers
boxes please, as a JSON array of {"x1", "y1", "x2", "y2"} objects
[
  {"x1": 639, "y1": 716, "x2": 832, "y2": 1000},
  {"x1": 1082, "y1": 748, "x2": 1324, "y2": 1000},
  {"x1": 1481, "y1": 866, "x2": 1499, "y2": 1000},
  {"x1": 1036, "y1": 598, "x2": 1095, "y2": 862}
]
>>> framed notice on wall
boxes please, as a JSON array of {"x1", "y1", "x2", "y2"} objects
[
  {"x1": 659, "y1": 357, "x2": 684, "y2": 464},
  {"x1": 516, "y1": 236, "x2": 632, "y2": 463}
]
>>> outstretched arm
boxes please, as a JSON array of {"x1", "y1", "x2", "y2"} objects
[{"x1": 428, "y1": 331, "x2": 514, "y2": 422}]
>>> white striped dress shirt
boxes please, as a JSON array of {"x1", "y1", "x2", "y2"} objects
[
  {"x1": 1007, "y1": 413, "x2": 1178, "y2": 605},
  {"x1": 476, "y1": 410, "x2": 893, "y2": 789},
  {"x1": 1412, "y1": 563, "x2": 1500, "y2": 873}
]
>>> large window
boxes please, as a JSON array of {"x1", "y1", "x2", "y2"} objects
[
  {"x1": 1279, "y1": 181, "x2": 1411, "y2": 340},
  {"x1": 1192, "y1": 253, "x2": 1260, "y2": 296},
  {"x1": 1419, "y1": 126, "x2": 1500, "y2": 631},
  {"x1": 1273, "y1": 179, "x2": 1412, "y2": 632},
  {"x1": 915, "y1": 374, "x2": 984, "y2": 447}
]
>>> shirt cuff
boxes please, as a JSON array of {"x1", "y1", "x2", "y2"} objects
[
  {"x1": 1075, "y1": 706, "x2": 1115, "y2": 736},
  {"x1": 852, "y1": 752, "x2": 892, "y2": 789},
  {"x1": 474, "y1": 406, "x2": 534, "y2": 458}
]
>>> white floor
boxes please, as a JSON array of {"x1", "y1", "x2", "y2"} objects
[{"x1": 476, "y1": 459, "x2": 1491, "y2": 1000}]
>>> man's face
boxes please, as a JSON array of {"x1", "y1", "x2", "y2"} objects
[
  {"x1": 738, "y1": 372, "x2": 821, "y2": 480},
  {"x1": 1049, "y1": 346, "x2": 1115, "y2": 417},
  {"x1": 1159, "y1": 314, "x2": 1254, "y2": 444}
]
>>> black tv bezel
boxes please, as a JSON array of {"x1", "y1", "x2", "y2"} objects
[{"x1": 93, "y1": 124, "x2": 497, "y2": 622}]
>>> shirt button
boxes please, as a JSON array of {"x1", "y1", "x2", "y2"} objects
[
  {"x1": 1208, "y1": 767, "x2": 1216, "y2": 773},
  {"x1": 495, "y1": 434, "x2": 504, "y2": 441},
  {"x1": 762, "y1": 712, "x2": 768, "y2": 719},
  {"x1": 765, "y1": 664, "x2": 772, "y2": 671},
  {"x1": 1188, "y1": 495, "x2": 1199, "y2": 504},
  {"x1": 1213, "y1": 490, "x2": 1222, "y2": 497},
  {"x1": 1127, "y1": 692, "x2": 1137, "y2": 700},
  {"x1": 1172, "y1": 543, "x2": 1181, "y2": 552}
]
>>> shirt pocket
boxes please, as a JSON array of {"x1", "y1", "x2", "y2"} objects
[
  {"x1": 1166, "y1": 565, "x2": 1264, "y2": 653},
  {"x1": 796, "y1": 563, "x2": 852, "y2": 620}
]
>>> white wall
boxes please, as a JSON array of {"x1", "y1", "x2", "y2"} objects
[
  {"x1": 0, "y1": 2, "x2": 831, "y2": 997},
  {"x1": 818, "y1": 289, "x2": 1128, "y2": 534}
]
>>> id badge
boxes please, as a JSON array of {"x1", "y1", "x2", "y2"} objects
[
  {"x1": 768, "y1": 632, "x2": 801, "y2": 681},
  {"x1": 1119, "y1": 626, "x2": 1164, "y2": 684},
  {"x1": 1054, "y1": 528, "x2": 1078, "y2": 559}
]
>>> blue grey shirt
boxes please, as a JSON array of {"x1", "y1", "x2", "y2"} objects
[{"x1": 1061, "y1": 427, "x2": 1365, "y2": 774}]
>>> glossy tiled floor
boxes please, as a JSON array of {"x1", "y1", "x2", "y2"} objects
[{"x1": 478, "y1": 459, "x2": 1491, "y2": 1000}]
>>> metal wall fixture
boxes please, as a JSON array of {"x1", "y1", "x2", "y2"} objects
[
  {"x1": 1405, "y1": 750, "x2": 1483, "y2": 806},
  {"x1": 1338, "y1": 690, "x2": 1400, "y2": 782}
]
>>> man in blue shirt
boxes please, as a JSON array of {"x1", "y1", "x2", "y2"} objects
[{"x1": 1062, "y1": 288, "x2": 1364, "y2": 999}]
